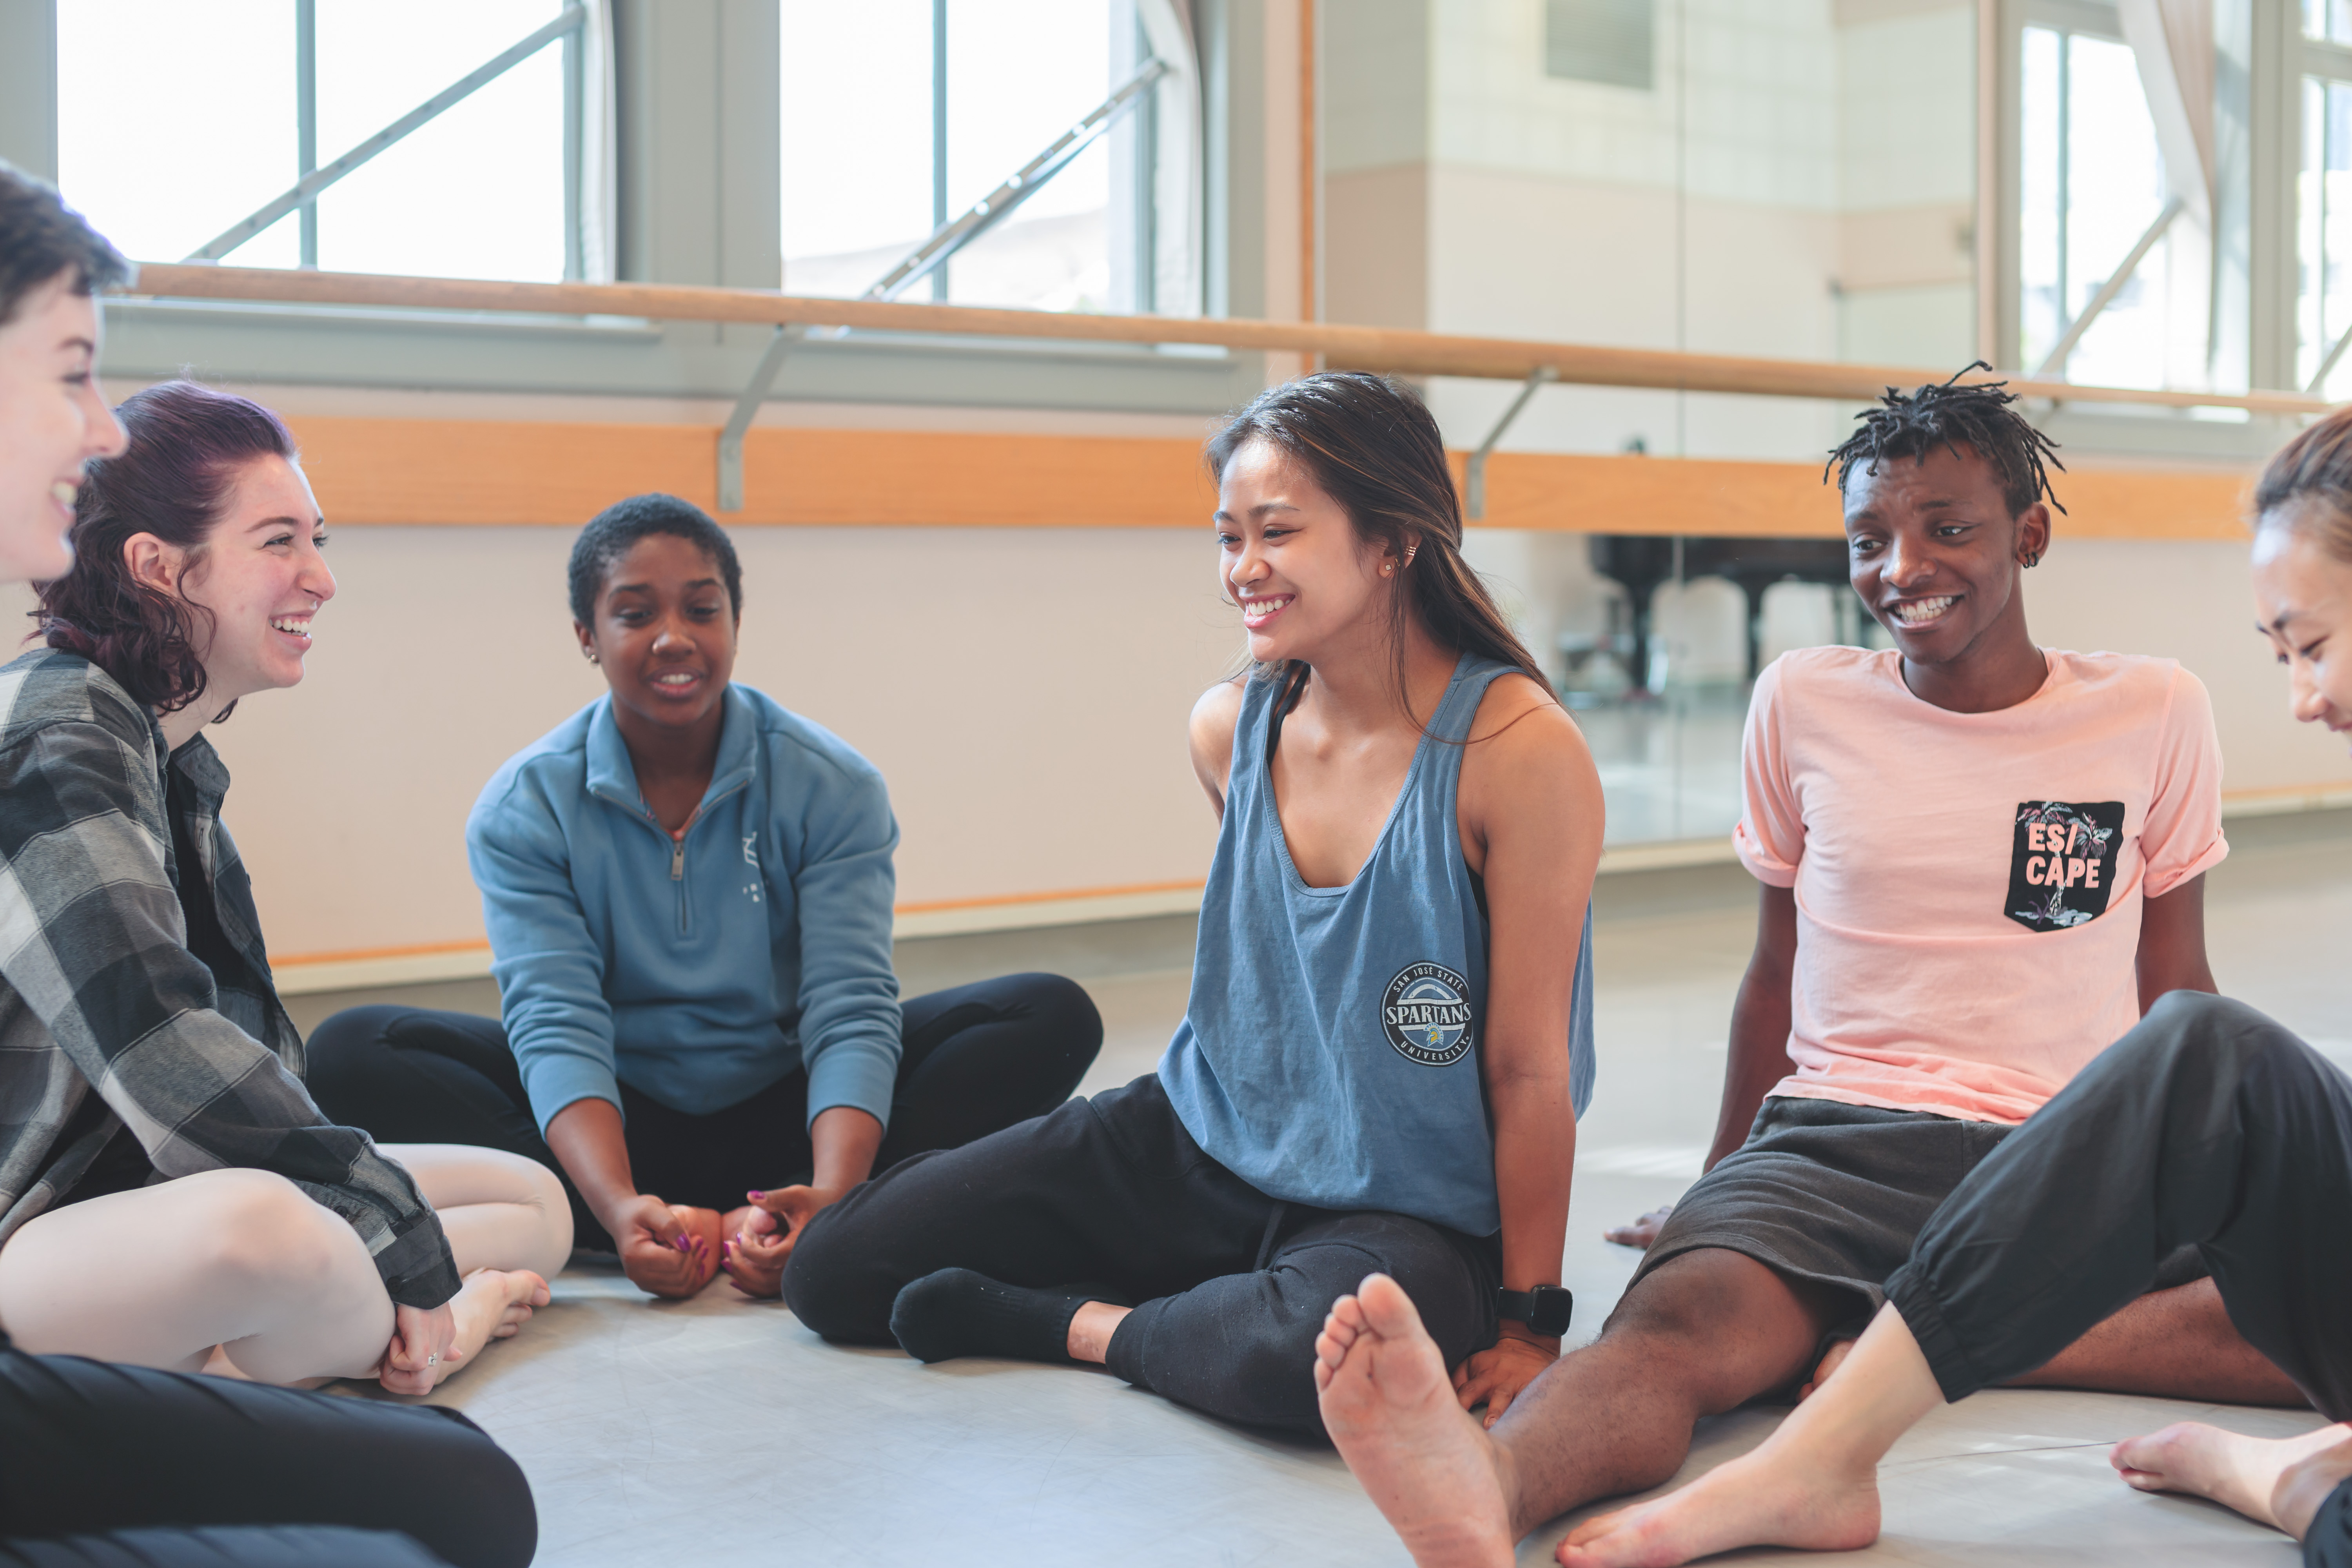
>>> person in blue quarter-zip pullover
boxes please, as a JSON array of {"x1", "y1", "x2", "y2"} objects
[{"x1": 310, "y1": 494, "x2": 1103, "y2": 1303}]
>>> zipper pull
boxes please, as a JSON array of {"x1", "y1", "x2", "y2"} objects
[{"x1": 671, "y1": 839, "x2": 684, "y2": 880}]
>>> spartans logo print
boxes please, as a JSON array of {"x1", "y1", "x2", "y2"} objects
[
  {"x1": 1382, "y1": 962, "x2": 1475, "y2": 1066},
  {"x1": 2006, "y1": 800, "x2": 2125, "y2": 932}
]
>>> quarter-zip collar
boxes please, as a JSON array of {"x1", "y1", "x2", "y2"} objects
[
  {"x1": 585, "y1": 687, "x2": 762, "y2": 935},
  {"x1": 583, "y1": 684, "x2": 761, "y2": 828}
]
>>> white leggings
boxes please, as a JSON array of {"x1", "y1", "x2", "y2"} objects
[{"x1": 0, "y1": 1145, "x2": 572, "y2": 1385}]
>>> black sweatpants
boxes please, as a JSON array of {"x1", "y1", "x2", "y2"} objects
[
  {"x1": 0, "y1": 1347, "x2": 534, "y2": 1568},
  {"x1": 782, "y1": 1074, "x2": 1502, "y2": 1435},
  {"x1": 309, "y1": 973, "x2": 1102, "y2": 1251},
  {"x1": 1880, "y1": 991, "x2": 2352, "y2": 1565}
]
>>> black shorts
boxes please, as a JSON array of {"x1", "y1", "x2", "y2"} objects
[{"x1": 1635, "y1": 1095, "x2": 2206, "y2": 1328}]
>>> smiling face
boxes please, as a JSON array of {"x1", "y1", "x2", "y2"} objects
[
  {"x1": 1843, "y1": 443, "x2": 2049, "y2": 668},
  {"x1": 2251, "y1": 508, "x2": 2352, "y2": 747},
  {"x1": 1214, "y1": 438, "x2": 1398, "y2": 665},
  {"x1": 163, "y1": 454, "x2": 334, "y2": 705},
  {"x1": 575, "y1": 532, "x2": 739, "y2": 738},
  {"x1": 0, "y1": 275, "x2": 126, "y2": 582}
]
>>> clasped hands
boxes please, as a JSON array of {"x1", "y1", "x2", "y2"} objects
[{"x1": 604, "y1": 1185, "x2": 846, "y2": 1300}]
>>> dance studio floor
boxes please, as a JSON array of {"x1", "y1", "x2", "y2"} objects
[{"x1": 358, "y1": 813, "x2": 2352, "y2": 1567}]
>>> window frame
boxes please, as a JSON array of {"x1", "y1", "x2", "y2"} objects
[
  {"x1": 0, "y1": 0, "x2": 1257, "y2": 416},
  {"x1": 2288, "y1": 26, "x2": 2352, "y2": 396},
  {"x1": 1995, "y1": 0, "x2": 2343, "y2": 460}
]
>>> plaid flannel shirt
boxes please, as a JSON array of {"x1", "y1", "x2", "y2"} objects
[{"x1": 0, "y1": 649, "x2": 459, "y2": 1308}]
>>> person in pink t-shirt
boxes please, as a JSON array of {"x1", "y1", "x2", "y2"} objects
[{"x1": 1300, "y1": 370, "x2": 2307, "y2": 1567}]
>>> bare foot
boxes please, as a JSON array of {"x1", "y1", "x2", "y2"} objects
[
  {"x1": 2272, "y1": 1430, "x2": 2352, "y2": 1540},
  {"x1": 2112, "y1": 1420, "x2": 2352, "y2": 1530},
  {"x1": 438, "y1": 1269, "x2": 551, "y2": 1379},
  {"x1": 1557, "y1": 1437, "x2": 1881, "y2": 1567},
  {"x1": 1316, "y1": 1272, "x2": 1515, "y2": 1568}
]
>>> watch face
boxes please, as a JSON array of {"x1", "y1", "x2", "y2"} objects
[{"x1": 1528, "y1": 1286, "x2": 1574, "y2": 1336}]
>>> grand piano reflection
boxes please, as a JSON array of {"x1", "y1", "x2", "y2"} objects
[{"x1": 1575, "y1": 535, "x2": 1860, "y2": 699}]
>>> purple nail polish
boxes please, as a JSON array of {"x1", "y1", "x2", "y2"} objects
[{"x1": 749, "y1": 1191, "x2": 766, "y2": 1201}]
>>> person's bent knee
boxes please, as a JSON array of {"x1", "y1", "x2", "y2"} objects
[
  {"x1": 190, "y1": 1171, "x2": 370, "y2": 1298},
  {"x1": 407, "y1": 1408, "x2": 538, "y2": 1568},
  {"x1": 1603, "y1": 1248, "x2": 1781, "y2": 1347},
  {"x1": 514, "y1": 1153, "x2": 575, "y2": 1275},
  {"x1": 303, "y1": 1005, "x2": 406, "y2": 1115},
  {"x1": 777, "y1": 1207, "x2": 897, "y2": 1344},
  {"x1": 1019, "y1": 972, "x2": 1103, "y2": 1042},
  {"x1": 2127, "y1": 991, "x2": 2302, "y2": 1083}
]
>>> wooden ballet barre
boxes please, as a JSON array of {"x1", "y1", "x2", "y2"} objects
[{"x1": 126, "y1": 262, "x2": 2337, "y2": 418}]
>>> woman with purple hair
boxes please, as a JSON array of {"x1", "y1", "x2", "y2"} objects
[{"x1": 0, "y1": 161, "x2": 544, "y2": 1568}]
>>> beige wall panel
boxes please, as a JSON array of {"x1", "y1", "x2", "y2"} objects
[
  {"x1": 1324, "y1": 165, "x2": 1431, "y2": 330},
  {"x1": 183, "y1": 526, "x2": 1236, "y2": 961}
]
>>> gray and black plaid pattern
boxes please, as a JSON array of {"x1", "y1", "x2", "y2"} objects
[{"x1": 0, "y1": 650, "x2": 459, "y2": 1308}]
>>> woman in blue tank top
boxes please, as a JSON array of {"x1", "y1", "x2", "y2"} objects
[{"x1": 784, "y1": 372, "x2": 1603, "y2": 1434}]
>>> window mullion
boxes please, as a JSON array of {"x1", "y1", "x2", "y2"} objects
[{"x1": 296, "y1": 0, "x2": 317, "y2": 269}]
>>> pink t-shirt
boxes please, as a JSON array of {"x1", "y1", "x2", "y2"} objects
[{"x1": 1735, "y1": 646, "x2": 2227, "y2": 1125}]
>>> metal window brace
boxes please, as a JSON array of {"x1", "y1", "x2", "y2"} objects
[{"x1": 717, "y1": 56, "x2": 1171, "y2": 513}]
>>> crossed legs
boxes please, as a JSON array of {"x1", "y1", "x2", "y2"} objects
[{"x1": 0, "y1": 1143, "x2": 570, "y2": 1386}]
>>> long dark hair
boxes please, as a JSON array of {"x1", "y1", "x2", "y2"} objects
[
  {"x1": 2253, "y1": 405, "x2": 2352, "y2": 564},
  {"x1": 1205, "y1": 371, "x2": 1550, "y2": 728},
  {"x1": 35, "y1": 381, "x2": 299, "y2": 717}
]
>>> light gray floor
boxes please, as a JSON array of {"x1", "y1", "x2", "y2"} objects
[{"x1": 365, "y1": 820, "x2": 2351, "y2": 1567}]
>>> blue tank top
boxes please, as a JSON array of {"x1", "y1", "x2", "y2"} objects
[{"x1": 1158, "y1": 652, "x2": 1599, "y2": 1237}]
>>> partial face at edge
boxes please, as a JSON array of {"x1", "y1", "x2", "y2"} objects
[
  {"x1": 0, "y1": 276, "x2": 126, "y2": 583},
  {"x1": 2251, "y1": 509, "x2": 2352, "y2": 747},
  {"x1": 1842, "y1": 443, "x2": 2048, "y2": 669},
  {"x1": 1214, "y1": 438, "x2": 1398, "y2": 666},
  {"x1": 575, "y1": 532, "x2": 739, "y2": 737}
]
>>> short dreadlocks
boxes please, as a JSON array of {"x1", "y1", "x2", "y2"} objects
[{"x1": 1825, "y1": 363, "x2": 2066, "y2": 518}]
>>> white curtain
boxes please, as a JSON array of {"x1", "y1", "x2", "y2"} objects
[
  {"x1": 2119, "y1": 0, "x2": 2216, "y2": 225},
  {"x1": 1138, "y1": 0, "x2": 1203, "y2": 316}
]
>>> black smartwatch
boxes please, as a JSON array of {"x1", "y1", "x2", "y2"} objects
[{"x1": 1496, "y1": 1284, "x2": 1574, "y2": 1337}]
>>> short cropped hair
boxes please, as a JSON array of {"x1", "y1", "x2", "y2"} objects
[
  {"x1": 1826, "y1": 363, "x2": 2066, "y2": 520},
  {"x1": 567, "y1": 494, "x2": 744, "y2": 626},
  {"x1": 39, "y1": 381, "x2": 300, "y2": 717},
  {"x1": 0, "y1": 162, "x2": 130, "y2": 327}
]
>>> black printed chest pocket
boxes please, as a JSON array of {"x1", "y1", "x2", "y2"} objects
[{"x1": 2006, "y1": 801, "x2": 2125, "y2": 932}]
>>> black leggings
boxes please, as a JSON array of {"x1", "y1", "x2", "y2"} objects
[
  {"x1": 308, "y1": 973, "x2": 1102, "y2": 1250},
  {"x1": 1881, "y1": 991, "x2": 2352, "y2": 1565},
  {"x1": 0, "y1": 1347, "x2": 533, "y2": 1568},
  {"x1": 782, "y1": 1074, "x2": 1501, "y2": 1435}
]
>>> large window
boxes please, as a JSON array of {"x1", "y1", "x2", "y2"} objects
[
  {"x1": 2299, "y1": 7, "x2": 2352, "y2": 397},
  {"x1": 56, "y1": 0, "x2": 587, "y2": 282},
  {"x1": 780, "y1": 0, "x2": 1151, "y2": 313},
  {"x1": 2015, "y1": 9, "x2": 2206, "y2": 390}
]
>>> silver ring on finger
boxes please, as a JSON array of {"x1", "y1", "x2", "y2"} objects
[{"x1": 426, "y1": 1352, "x2": 439, "y2": 1367}]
